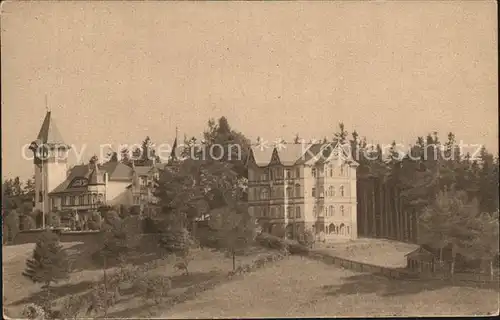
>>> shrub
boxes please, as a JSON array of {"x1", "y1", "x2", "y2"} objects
[
  {"x1": 158, "y1": 227, "x2": 195, "y2": 256},
  {"x1": 45, "y1": 212, "x2": 61, "y2": 228},
  {"x1": 256, "y1": 233, "x2": 287, "y2": 250},
  {"x1": 256, "y1": 232, "x2": 309, "y2": 255},
  {"x1": 4, "y1": 210, "x2": 20, "y2": 242},
  {"x1": 142, "y1": 217, "x2": 162, "y2": 233},
  {"x1": 87, "y1": 211, "x2": 102, "y2": 230},
  {"x1": 286, "y1": 240, "x2": 310, "y2": 255},
  {"x1": 86, "y1": 282, "x2": 120, "y2": 316},
  {"x1": 134, "y1": 274, "x2": 172, "y2": 304},
  {"x1": 21, "y1": 215, "x2": 36, "y2": 231},
  {"x1": 104, "y1": 210, "x2": 122, "y2": 226},
  {"x1": 22, "y1": 303, "x2": 46, "y2": 320},
  {"x1": 298, "y1": 230, "x2": 315, "y2": 249}
]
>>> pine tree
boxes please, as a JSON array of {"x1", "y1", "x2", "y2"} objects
[
  {"x1": 334, "y1": 122, "x2": 348, "y2": 145},
  {"x1": 120, "y1": 148, "x2": 132, "y2": 167},
  {"x1": 23, "y1": 230, "x2": 69, "y2": 288}
]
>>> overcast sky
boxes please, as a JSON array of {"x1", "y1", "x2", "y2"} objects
[{"x1": 1, "y1": 1, "x2": 497, "y2": 180}]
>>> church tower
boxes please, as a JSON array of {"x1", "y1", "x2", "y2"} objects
[{"x1": 29, "y1": 111, "x2": 71, "y2": 219}]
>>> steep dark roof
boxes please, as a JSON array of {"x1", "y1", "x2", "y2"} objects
[
  {"x1": 249, "y1": 142, "x2": 359, "y2": 167},
  {"x1": 49, "y1": 162, "x2": 133, "y2": 194},
  {"x1": 99, "y1": 162, "x2": 133, "y2": 181},
  {"x1": 49, "y1": 165, "x2": 92, "y2": 194},
  {"x1": 36, "y1": 111, "x2": 67, "y2": 146},
  {"x1": 133, "y1": 165, "x2": 155, "y2": 176}
]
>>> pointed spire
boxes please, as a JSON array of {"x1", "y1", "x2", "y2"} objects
[
  {"x1": 169, "y1": 127, "x2": 178, "y2": 164},
  {"x1": 36, "y1": 111, "x2": 67, "y2": 146}
]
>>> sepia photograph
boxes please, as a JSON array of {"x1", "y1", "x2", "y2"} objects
[{"x1": 1, "y1": 1, "x2": 498, "y2": 318}]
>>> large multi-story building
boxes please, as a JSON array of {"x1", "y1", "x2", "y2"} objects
[
  {"x1": 247, "y1": 142, "x2": 359, "y2": 241},
  {"x1": 29, "y1": 111, "x2": 167, "y2": 219}
]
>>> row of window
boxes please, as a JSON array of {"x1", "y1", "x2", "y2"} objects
[
  {"x1": 316, "y1": 223, "x2": 350, "y2": 236},
  {"x1": 312, "y1": 185, "x2": 346, "y2": 198},
  {"x1": 255, "y1": 184, "x2": 301, "y2": 200},
  {"x1": 254, "y1": 206, "x2": 302, "y2": 219},
  {"x1": 62, "y1": 193, "x2": 104, "y2": 206},
  {"x1": 254, "y1": 167, "x2": 301, "y2": 182},
  {"x1": 313, "y1": 205, "x2": 347, "y2": 217},
  {"x1": 253, "y1": 184, "x2": 347, "y2": 200},
  {"x1": 312, "y1": 164, "x2": 348, "y2": 178}
]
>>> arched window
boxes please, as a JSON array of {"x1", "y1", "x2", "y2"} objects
[
  {"x1": 329, "y1": 205, "x2": 333, "y2": 217},
  {"x1": 329, "y1": 167, "x2": 333, "y2": 177},
  {"x1": 296, "y1": 206, "x2": 301, "y2": 218},
  {"x1": 339, "y1": 223, "x2": 345, "y2": 236},
  {"x1": 328, "y1": 186, "x2": 333, "y2": 197},
  {"x1": 325, "y1": 225, "x2": 329, "y2": 233},
  {"x1": 295, "y1": 168, "x2": 300, "y2": 178},
  {"x1": 98, "y1": 193, "x2": 104, "y2": 203},
  {"x1": 329, "y1": 223, "x2": 335, "y2": 234},
  {"x1": 79, "y1": 194, "x2": 85, "y2": 205},
  {"x1": 347, "y1": 226, "x2": 350, "y2": 235},
  {"x1": 340, "y1": 185, "x2": 345, "y2": 197},
  {"x1": 287, "y1": 206, "x2": 294, "y2": 219},
  {"x1": 286, "y1": 187, "x2": 293, "y2": 198},
  {"x1": 312, "y1": 168, "x2": 317, "y2": 178},
  {"x1": 340, "y1": 205, "x2": 345, "y2": 216}
]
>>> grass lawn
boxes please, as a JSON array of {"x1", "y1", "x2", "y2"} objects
[
  {"x1": 160, "y1": 256, "x2": 499, "y2": 318},
  {"x1": 4, "y1": 240, "x2": 498, "y2": 318},
  {"x1": 2, "y1": 241, "x2": 272, "y2": 319}
]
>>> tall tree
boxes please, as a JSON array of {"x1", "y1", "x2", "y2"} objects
[
  {"x1": 334, "y1": 122, "x2": 349, "y2": 145},
  {"x1": 293, "y1": 133, "x2": 301, "y2": 144},
  {"x1": 12, "y1": 177, "x2": 23, "y2": 196},
  {"x1": 24, "y1": 177, "x2": 35, "y2": 195},
  {"x1": 203, "y1": 117, "x2": 251, "y2": 177}
]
